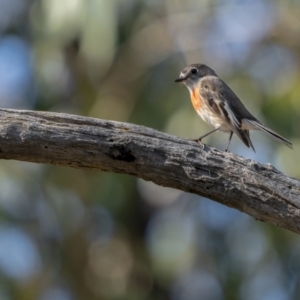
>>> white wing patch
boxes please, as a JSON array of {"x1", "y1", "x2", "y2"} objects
[{"x1": 224, "y1": 101, "x2": 241, "y2": 128}]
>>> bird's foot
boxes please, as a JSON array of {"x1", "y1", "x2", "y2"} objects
[{"x1": 189, "y1": 138, "x2": 205, "y2": 150}]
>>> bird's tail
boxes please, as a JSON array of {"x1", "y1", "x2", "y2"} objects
[
  {"x1": 234, "y1": 128, "x2": 255, "y2": 152},
  {"x1": 244, "y1": 119, "x2": 292, "y2": 149}
]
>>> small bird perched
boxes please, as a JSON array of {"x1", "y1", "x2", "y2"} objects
[{"x1": 175, "y1": 63, "x2": 292, "y2": 152}]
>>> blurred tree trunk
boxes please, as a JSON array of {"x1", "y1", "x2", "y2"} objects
[{"x1": 0, "y1": 109, "x2": 299, "y2": 234}]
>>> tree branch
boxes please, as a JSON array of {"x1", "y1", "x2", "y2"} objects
[{"x1": 0, "y1": 108, "x2": 299, "y2": 233}]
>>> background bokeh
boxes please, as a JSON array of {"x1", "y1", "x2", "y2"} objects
[{"x1": 0, "y1": 0, "x2": 299, "y2": 299}]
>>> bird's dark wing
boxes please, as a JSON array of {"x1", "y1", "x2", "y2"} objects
[{"x1": 199, "y1": 76, "x2": 255, "y2": 150}]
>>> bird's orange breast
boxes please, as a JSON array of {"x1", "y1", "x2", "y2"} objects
[{"x1": 190, "y1": 88, "x2": 203, "y2": 113}]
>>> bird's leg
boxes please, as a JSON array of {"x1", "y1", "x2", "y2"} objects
[
  {"x1": 224, "y1": 131, "x2": 233, "y2": 152},
  {"x1": 192, "y1": 127, "x2": 220, "y2": 144}
]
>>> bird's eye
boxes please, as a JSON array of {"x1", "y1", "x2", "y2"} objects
[{"x1": 190, "y1": 68, "x2": 198, "y2": 75}]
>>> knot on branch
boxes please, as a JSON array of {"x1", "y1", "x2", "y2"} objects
[{"x1": 107, "y1": 145, "x2": 136, "y2": 162}]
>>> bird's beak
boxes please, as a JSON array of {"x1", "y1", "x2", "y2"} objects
[{"x1": 174, "y1": 76, "x2": 187, "y2": 83}]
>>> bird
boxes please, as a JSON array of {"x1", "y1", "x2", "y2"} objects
[{"x1": 174, "y1": 63, "x2": 292, "y2": 152}]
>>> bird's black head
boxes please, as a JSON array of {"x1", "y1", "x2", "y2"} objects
[{"x1": 174, "y1": 64, "x2": 217, "y2": 88}]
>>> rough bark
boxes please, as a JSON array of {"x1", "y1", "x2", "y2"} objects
[{"x1": 0, "y1": 108, "x2": 299, "y2": 233}]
